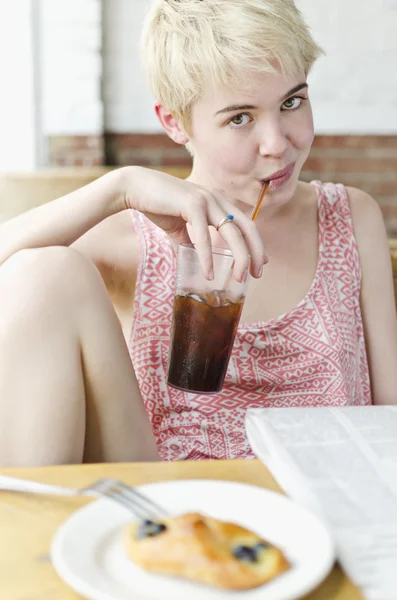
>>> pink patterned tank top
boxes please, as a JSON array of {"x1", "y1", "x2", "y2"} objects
[{"x1": 129, "y1": 182, "x2": 372, "y2": 461}]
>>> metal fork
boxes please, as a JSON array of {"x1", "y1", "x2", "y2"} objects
[{"x1": 0, "y1": 475, "x2": 168, "y2": 520}]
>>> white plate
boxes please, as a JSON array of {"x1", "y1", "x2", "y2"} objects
[{"x1": 51, "y1": 479, "x2": 335, "y2": 600}]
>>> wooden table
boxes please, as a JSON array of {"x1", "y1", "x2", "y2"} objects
[{"x1": 0, "y1": 459, "x2": 363, "y2": 600}]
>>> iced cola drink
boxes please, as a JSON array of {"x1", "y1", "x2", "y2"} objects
[{"x1": 167, "y1": 244, "x2": 247, "y2": 394}]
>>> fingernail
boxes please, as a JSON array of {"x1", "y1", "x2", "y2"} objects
[
  {"x1": 256, "y1": 266, "x2": 263, "y2": 278},
  {"x1": 208, "y1": 268, "x2": 214, "y2": 280},
  {"x1": 241, "y1": 270, "x2": 248, "y2": 283}
]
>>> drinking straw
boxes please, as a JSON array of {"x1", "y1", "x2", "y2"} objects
[
  {"x1": 222, "y1": 180, "x2": 270, "y2": 290},
  {"x1": 250, "y1": 180, "x2": 270, "y2": 221}
]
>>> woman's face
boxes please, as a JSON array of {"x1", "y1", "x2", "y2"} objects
[{"x1": 188, "y1": 68, "x2": 314, "y2": 212}]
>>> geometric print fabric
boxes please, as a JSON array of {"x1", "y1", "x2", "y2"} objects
[{"x1": 129, "y1": 182, "x2": 371, "y2": 461}]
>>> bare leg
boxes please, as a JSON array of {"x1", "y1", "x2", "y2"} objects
[{"x1": 0, "y1": 246, "x2": 159, "y2": 466}]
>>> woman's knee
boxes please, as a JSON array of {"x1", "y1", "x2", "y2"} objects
[
  {"x1": 0, "y1": 247, "x2": 105, "y2": 334},
  {"x1": 1, "y1": 246, "x2": 103, "y2": 303}
]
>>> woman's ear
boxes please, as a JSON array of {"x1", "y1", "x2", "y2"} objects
[{"x1": 154, "y1": 103, "x2": 190, "y2": 145}]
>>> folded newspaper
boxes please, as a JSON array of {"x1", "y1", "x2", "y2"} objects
[{"x1": 246, "y1": 406, "x2": 397, "y2": 600}]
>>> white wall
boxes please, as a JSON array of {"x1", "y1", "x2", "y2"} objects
[
  {"x1": 1, "y1": 0, "x2": 395, "y2": 170},
  {"x1": 297, "y1": 0, "x2": 397, "y2": 133},
  {"x1": 0, "y1": 0, "x2": 37, "y2": 170},
  {"x1": 103, "y1": 0, "x2": 156, "y2": 132},
  {"x1": 39, "y1": 0, "x2": 103, "y2": 136},
  {"x1": 103, "y1": 0, "x2": 397, "y2": 134}
]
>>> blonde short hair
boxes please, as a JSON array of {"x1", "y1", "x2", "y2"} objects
[{"x1": 141, "y1": 0, "x2": 323, "y2": 129}]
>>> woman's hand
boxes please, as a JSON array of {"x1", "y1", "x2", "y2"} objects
[{"x1": 119, "y1": 166, "x2": 267, "y2": 282}]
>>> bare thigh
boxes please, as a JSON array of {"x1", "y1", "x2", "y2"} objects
[{"x1": 0, "y1": 246, "x2": 159, "y2": 467}]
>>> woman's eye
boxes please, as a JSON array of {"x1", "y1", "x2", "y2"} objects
[
  {"x1": 282, "y1": 96, "x2": 303, "y2": 111},
  {"x1": 228, "y1": 113, "x2": 251, "y2": 128}
]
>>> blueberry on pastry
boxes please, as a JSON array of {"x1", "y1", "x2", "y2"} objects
[{"x1": 124, "y1": 512, "x2": 290, "y2": 590}]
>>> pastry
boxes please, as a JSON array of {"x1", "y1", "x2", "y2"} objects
[{"x1": 124, "y1": 512, "x2": 290, "y2": 590}]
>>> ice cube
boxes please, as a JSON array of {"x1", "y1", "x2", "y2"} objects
[{"x1": 185, "y1": 292, "x2": 205, "y2": 303}]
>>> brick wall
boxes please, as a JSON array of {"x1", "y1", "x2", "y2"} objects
[
  {"x1": 104, "y1": 133, "x2": 192, "y2": 168},
  {"x1": 48, "y1": 132, "x2": 397, "y2": 235},
  {"x1": 302, "y1": 136, "x2": 397, "y2": 235},
  {"x1": 48, "y1": 136, "x2": 104, "y2": 167}
]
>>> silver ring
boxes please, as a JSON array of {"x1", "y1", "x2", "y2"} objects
[{"x1": 216, "y1": 214, "x2": 234, "y2": 232}]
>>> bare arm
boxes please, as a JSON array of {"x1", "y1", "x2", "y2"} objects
[
  {"x1": 0, "y1": 169, "x2": 124, "y2": 266},
  {"x1": 0, "y1": 166, "x2": 267, "y2": 280},
  {"x1": 349, "y1": 186, "x2": 397, "y2": 405}
]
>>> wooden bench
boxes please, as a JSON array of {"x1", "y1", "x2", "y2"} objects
[{"x1": 388, "y1": 239, "x2": 397, "y2": 303}]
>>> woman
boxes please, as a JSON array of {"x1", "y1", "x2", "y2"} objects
[{"x1": 1, "y1": 0, "x2": 396, "y2": 466}]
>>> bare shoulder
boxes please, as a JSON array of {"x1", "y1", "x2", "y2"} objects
[
  {"x1": 346, "y1": 186, "x2": 384, "y2": 232},
  {"x1": 72, "y1": 210, "x2": 141, "y2": 338},
  {"x1": 345, "y1": 185, "x2": 388, "y2": 257},
  {"x1": 296, "y1": 180, "x2": 318, "y2": 204},
  {"x1": 345, "y1": 188, "x2": 397, "y2": 405},
  {"x1": 294, "y1": 181, "x2": 319, "y2": 221},
  {"x1": 72, "y1": 209, "x2": 139, "y2": 274},
  {"x1": 72, "y1": 209, "x2": 140, "y2": 313}
]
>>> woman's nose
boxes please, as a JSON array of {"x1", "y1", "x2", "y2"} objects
[{"x1": 258, "y1": 121, "x2": 289, "y2": 158}]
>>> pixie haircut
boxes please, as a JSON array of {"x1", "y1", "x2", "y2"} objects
[{"x1": 141, "y1": 0, "x2": 323, "y2": 129}]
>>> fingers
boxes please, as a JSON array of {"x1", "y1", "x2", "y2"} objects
[
  {"x1": 188, "y1": 203, "x2": 215, "y2": 279},
  {"x1": 232, "y1": 216, "x2": 269, "y2": 278},
  {"x1": 213, "y1": 194, "x2": 268, "y2": 279},
  {"x1": 214, "y1": 190, "x2": 268, "y2": 276},
  {"x1": 205, "y1": 202, "x2": 251, "y2": 282},
  {"x1": 186, "y1": 189, "x2": 268, "y2": 282}
]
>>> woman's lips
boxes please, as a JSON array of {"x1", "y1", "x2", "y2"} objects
[{"x1": 258, "y1": 162, "x2": 296, "y2": 190}]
